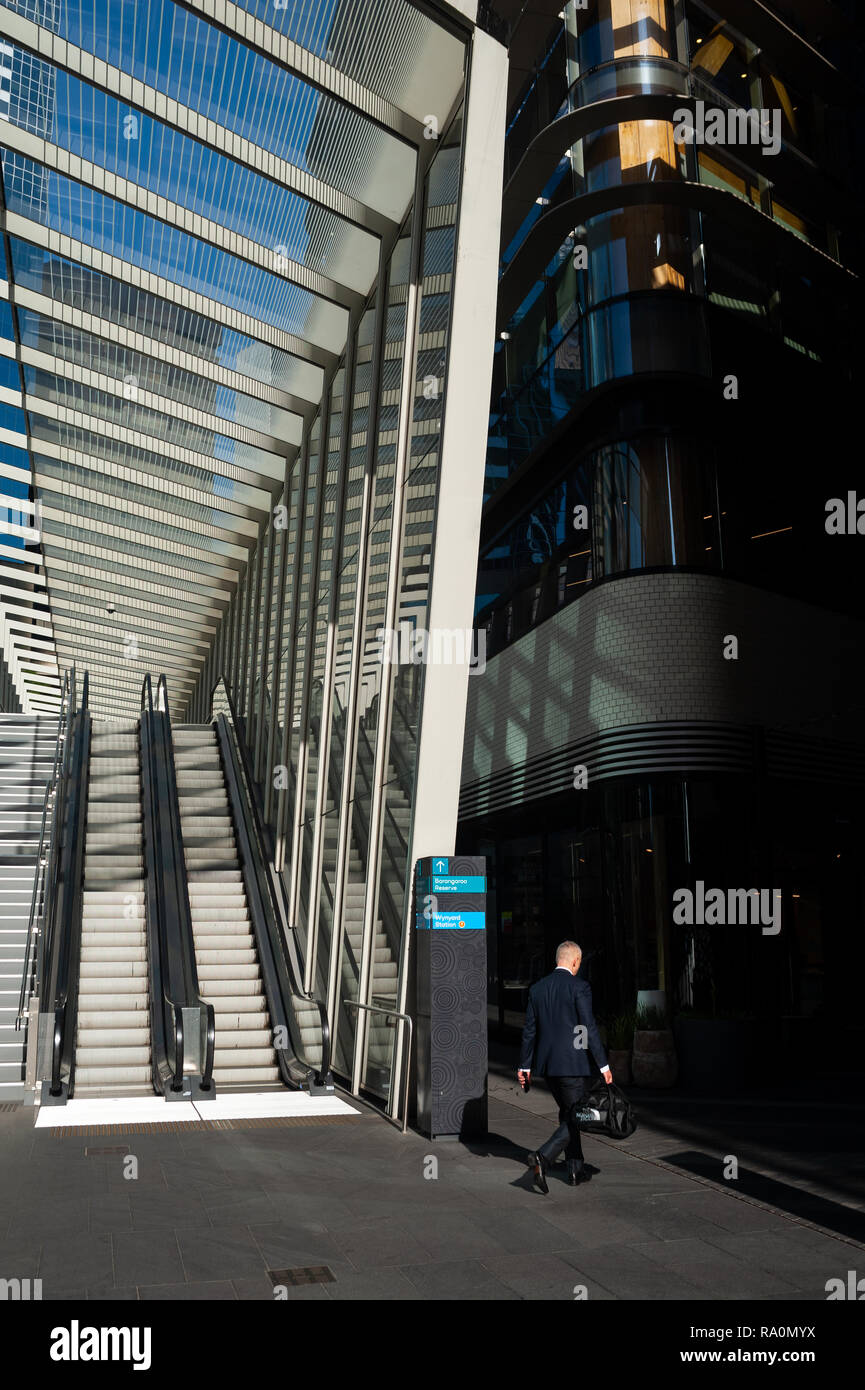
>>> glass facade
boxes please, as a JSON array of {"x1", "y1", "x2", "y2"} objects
[
  {"x1": 478, "y1": 0, "x2": 858, "y2": 659},
  {"x1": 459, "y1": 0, "x2": 864, "y2": 1081},
  {"x1": 0, "y1": 0, "x2": 507, "y2": 1112}
]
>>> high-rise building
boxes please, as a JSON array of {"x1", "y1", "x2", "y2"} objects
[{"x1": 458, "y1": 0, "x2": 864, "y2": 1082}]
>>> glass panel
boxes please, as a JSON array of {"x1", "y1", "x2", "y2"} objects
[
  {"x1": 2, "y1": 152, "x2": 349, "y2": 354},
  {"x1": 9, "y1": 238, "x2": 323, "y2": 401},
  {"x1": 359, "y1": 117, "x2": 464, "y2": 1099},
  {"x1": 3, "y1": 0, "x2": 417, "y2": 220}
]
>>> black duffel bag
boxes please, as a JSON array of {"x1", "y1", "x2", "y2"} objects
[{"x1": 571, "y1": 1079, "x2": 637, "y2": 1139}]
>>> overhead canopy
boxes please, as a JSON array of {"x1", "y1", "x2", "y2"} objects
[{"x1": 0, "y1": 0, "x2": 468, "y2": 717}]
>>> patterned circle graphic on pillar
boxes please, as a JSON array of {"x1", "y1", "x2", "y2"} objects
[
  {"x1": 431, "y1": 1021, "x2": 461, "y2": 1052},
  {"x1": 430, "y1": 930, "x2": 488, "y2": 1135},
  {"x1": 431, "y1": 1057, "x2": 458, "y2": 1094}
]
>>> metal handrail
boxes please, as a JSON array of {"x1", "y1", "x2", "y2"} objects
[
  {"x1": 17, "y1": 668, "x2": 73, "y2": 1029},
  {"x1": 141, "y1": 671, "x2": 186, "y2": 1094},
  {"x1": 46, "y1": 669, "x2": 91, "y2": 1100},
  {"x1": 343, "y1": 1000, "x2": 413, "y2": 1134},
  {"x1": 141, "y1": 672, "x2": 215, "y2": 1096}
]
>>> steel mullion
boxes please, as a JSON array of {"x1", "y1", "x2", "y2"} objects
[
  {"x1": 286, "y1": 387, "x2": 335, "y2": 940},
  {"x1": 351, "y1": 157, "x2": 425, "y2": 1102},
  {"x1": 262, "y1": 458, "x2": 295, "y2": 823},
  {"x1": 306, "y1": 337, "x2": 357, "y2": 1002},
  {"x1": 254, "y1": 506, "x2": 279, "y2": 777},
  {"x1": 327, "y1": 240, "x2": 389, "y2": 1086},
  {"x1": 246, "y1": 537, "x2": 266, "y2": 749},
  {"x1": 273, "y1": 433, "x2": 313, "y2": 871}
]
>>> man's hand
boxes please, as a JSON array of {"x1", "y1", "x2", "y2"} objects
[
  {"x1": 601, "y1": 1066, "x2": 613, "y2": 1084},
  {"x1": 517, "y1": 1069, "x2": 531, "y2": 1090}
]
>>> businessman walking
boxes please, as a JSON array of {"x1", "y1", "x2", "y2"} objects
[{"x1": 518, "y1": 940, "x2": 611, "y2": 1193}]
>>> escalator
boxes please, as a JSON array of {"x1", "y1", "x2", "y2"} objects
[
  {"x1": 208, "y1": 678, "x2": 332, "y2": 1092},
  {"x1": 74, "y1": 718, "x2": 150, "y2": 1096},
  {"x1": 174, "y1": 724, "x2": 281, "y2": 1089},
  {"x1": 24, "y1": 669, "x2": 330, "y2": 1106}
]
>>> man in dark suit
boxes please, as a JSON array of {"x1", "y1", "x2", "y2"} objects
[{"x1": 518, "y1": 940, "x2": 611, "y2": 1193}]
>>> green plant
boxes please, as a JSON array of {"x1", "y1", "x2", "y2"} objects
[
  {"x1": 636, "y1": 1003, "x2": 669, "y2": 1031},
  {"x1": 606, "y1": 1011, "x2": 636, "y2": 1050}
]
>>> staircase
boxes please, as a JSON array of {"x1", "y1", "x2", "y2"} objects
[
  {"x1": 314, "y1": 748, "x2": 401, "y2": 1084},
  {"x1": 174, "y1": 725, "x2": 280, "y2": 1088},
  {"x1": 0, "y1": 715, "x2": 57, "y2": 1099},
  {"x1": 74, "y1": 719, "x2": 151, "y2": 1097}
]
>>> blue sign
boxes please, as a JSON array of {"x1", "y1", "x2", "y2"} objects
[
  {"x1": 425, "y1": 911, "x2": 485, "y2": 931},
  {"x1": 429, "y1": 875, "x2": 486, "y2": 894},
  {"x1": 415, "y1": 856, "x2": 486, "y2": 932}
]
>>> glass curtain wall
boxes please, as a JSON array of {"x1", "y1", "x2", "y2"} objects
[{"x1": 189, "y1": 101, "x2": 474, "y2": 1099}]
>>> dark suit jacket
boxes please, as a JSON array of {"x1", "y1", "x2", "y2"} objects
[{"x1": 519, "y1": 969, "x2": 608, "y2": 1077}]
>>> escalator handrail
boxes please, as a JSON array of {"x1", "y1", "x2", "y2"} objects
[
  {"x1": 141, "y1": 674, "x2": 215, "y2": 1093},
  {"x1": 48, "y1": 670, "x2": 91, "y2": 1097},
  {"x1": 140, "y1": 673, "x2": 182, "y2": 1092},
  {"x1": 17, "y1": 668, "x2": 73, "y2": 1029},
  {"x1": 211, "y1": 675, "x2": 332, "y2": 1088}
]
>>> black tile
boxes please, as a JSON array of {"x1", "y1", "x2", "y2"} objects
[
  {"x1": 176, "y1": 1225, "x2": 267, "y2": 1282},
  {"x1": 39, "y1": 1234, "x2": 114, "y2": 1290},
  {"x1": 138, "y1": 1281, "x2": 238, "y2": 1300},
  {"x1": 330, "y1": 1217, "x2": 432, "y2": 1269},
  {"x1": 400, "y1": 1259, "x2": 522, "y2": 1300},
  {"x1": 113, "y1": 1231, "x2": 185, "y2": 1288},
  {"x1": 324, "y1": 1268, "x2": 423, "y2": 1300}
]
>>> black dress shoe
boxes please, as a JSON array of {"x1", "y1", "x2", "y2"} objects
[
  {"x1": 528, "y1": 1151, "x2": 549, "y2": 1195},
  {"x1": 567, "y1": 1160, "x2": 592, "y2": 1186}
]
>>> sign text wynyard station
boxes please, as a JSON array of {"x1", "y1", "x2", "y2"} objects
[
  {"x1": 416, "y1": 856, "x2": 486, "y2": 930},
  {"x1": 414, "y1": 856, "x2": 487, "y2": 1139}
]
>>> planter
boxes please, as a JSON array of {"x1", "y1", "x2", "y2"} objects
[
  {"x1": 637, "y1": 989, "x2": 667, "y2": 1016},
  {"x1": 608, "y1": 1048, "x2": 632, "y2": 1086},
  {"x1": 673, "y1": 1017, "x2": 756, "y2": 1093},
  {"x1": 631, "y1": 1028, "x2": 678, "y2": 1088}
]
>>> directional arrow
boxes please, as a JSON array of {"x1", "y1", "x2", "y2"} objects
[{"x1": 434, "y1": 859, "x2": 447, "y2": 872}]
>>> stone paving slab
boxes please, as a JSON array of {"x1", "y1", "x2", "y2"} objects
[{"x1": 0, "y1": 1087, "x2": 861, "y2": 1302}]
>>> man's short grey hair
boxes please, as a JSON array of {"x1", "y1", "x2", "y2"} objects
[{"x1": 556, "y1": 940, "x2": 582, "y2": 964}]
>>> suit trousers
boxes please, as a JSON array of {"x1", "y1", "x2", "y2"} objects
[{"x1": 539, "y1": 1076, "x2": 586, "y2": 1163}]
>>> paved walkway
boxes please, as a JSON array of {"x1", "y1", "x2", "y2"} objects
[{"x1": 1, "y1": 1076, "x2": 860, "y2": 1301}]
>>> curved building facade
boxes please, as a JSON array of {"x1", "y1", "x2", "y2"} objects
[{"x1": 459, "y1": 0, "x2": 865, "y2": 1080}]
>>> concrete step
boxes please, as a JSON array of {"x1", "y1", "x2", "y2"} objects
[
  {"x1": 75, "y1": 1045, "x2": 151, "y2": 1066},
  {"x1": 212, "y1": 1065, "x2": 280, "y2": 1084},
  {"x1": 79, "y1": 990, "x2": 150, "y2": 1010},
  {"x1": 77, "y1": 961, "x2": 148, "y2": 980},
  {"x1": 196, "y1": 963, "x2": 260, "y2": 980},
  {"x1": 206, "y1": 1048, "x2": 276, "y2": 1068},
  {"x1": 215, "y1": 1029, "x2": 275, "y2": 1049},
  {"x1": 213, "y1": 997, "x2": 268, "y2": 1017},
  {"x1": 193, "y1": 977, "x2": 265, "y2": 998},
  {"x1": 75, "y1": 1026, "x2": 150, "y2": 1048},
  {"x1": 74, "y1": 1066, "x2": 152, "y2": 1087},
  {"x1": 78, "y1": 1010, "x2": 151, "y2": 1030}
]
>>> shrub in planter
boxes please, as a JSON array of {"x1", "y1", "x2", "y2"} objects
[{"x1": 632, "y1": 1003, "x2": 678, "y2": 1088}]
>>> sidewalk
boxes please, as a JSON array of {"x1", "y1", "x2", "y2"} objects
[
  {"x1": 489, "y1": 1039, "x2": 865, "y2": 1245},
  {"x1": 0, "y1": 1076, "x2": 860, "y2": 1300}
]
